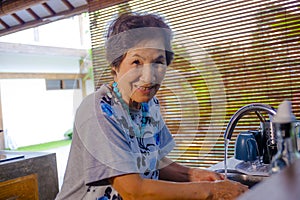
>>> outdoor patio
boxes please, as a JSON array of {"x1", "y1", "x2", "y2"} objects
[{"x1": 42, "y1": 144, "x2": 71, "y2": 190}]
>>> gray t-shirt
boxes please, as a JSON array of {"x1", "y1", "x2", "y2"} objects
[{"x1": 55, "y1": 84, "x2": 175, "y2": 200}]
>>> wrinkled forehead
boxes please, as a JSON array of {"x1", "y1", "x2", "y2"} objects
[
  {"x1": 131, "y1": 38, "x2": 166, "y2": 51},
  {"x1": 105, "y1": 27, "x2": 172, "y2": 64}
]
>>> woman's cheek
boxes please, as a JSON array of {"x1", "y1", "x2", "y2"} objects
[
  {"x1": 156, "y1": 67, "x2": 167, "y2": 83},
  {"x1": 117, "y1": 68, "x2": 140, "y2": 86}
]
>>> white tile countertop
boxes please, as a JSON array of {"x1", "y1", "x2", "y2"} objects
[
  {"x1": 237, "y1": 158, "x2": 300, "y2": 200},
  {"x1": 209, "y1": 157, "x2": 300, "y2": 199}
]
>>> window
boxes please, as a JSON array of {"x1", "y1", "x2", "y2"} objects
[
  {"x1": 45, "y1": 79, "x2": 80, "y2": 90},
  {"x1": 88, "y1": 0, "x2": 300, "y2": 168}
]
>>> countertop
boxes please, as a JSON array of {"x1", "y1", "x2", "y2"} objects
[
  {"x1": 0, "y1": 150, "x2": 59, "y2": 200},
  {"x1": 238, "y1": 158, "x2": 300, "y2": 200},
  {"x1": 0, "y1": 150, "x2": 50, "y2": 164},
  {"x1": 209, "y1": 157, "x2": 300, "y2": 200}
]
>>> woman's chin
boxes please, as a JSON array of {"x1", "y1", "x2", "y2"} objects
[
  {"x1": 131, "y1": 90, "x2": 158, "y2": 103},
  {"x1": 133, "y1": 97, "x2": 152, "y2": 103},
  {"x1": 132, "y1": 92, "x2": 158, "y2": 102}
]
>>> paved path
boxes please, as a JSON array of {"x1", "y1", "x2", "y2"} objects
[{"x1": 42, "y1": 144, "x2": 71, "y2": 190}]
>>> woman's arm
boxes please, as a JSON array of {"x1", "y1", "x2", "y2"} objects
[
  {"x1": 110, "y1": 173, "x2": 247, "y2": 200},
  {"x1": 158, "y1": 157, "x2": 224, "y2": 182}
]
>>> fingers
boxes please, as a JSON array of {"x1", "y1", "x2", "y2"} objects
[
  {"x1": 239, "y1": 182, "x2": 249, "y2": 193},
  {"x1": 190, "y1": 168, "x2": 225, "y2": 182},
  {"x1": 209, "y1": 172, "x2": 225, "y2": 181},
  {"x1": 212, "y1": 180, "x2": 249, "y2": 200},
  {"x1": 228, "y1": 179, "x2": 249, "y2": 195},
  {"x1": 216, "y1": 172, "x2": 225, "y2": 180}
]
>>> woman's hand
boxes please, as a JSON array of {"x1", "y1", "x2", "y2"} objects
[
  {"x1": 111, "y1": 173, "x2": 248, "y2": 200},
  {"x1": 159, "y1": 157, "x2": 226, "y2": 182},
  {"x1": 189, "y1": 168, "x2": 225, "y2": 182},
  {"x1": 210, "y1": 179, "x2": 249, "y2": 200}
]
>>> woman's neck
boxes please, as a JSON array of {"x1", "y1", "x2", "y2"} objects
[
  {"x1": 109, "y1": 82, "x2": 141, "y2": 110},
  {"x1": 129, "y1": 99, "x2": 141, "y2": 111}
]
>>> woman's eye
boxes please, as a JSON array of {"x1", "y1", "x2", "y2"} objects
[
  {"x1": 132, "y1": 60, "x2": 140, "y2": 65},
  {"x1": 154, "y1": 60, "x2": 165, "y2": 66}
]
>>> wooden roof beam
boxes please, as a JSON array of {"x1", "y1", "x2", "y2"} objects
[
  {"x1": 0, "y1": 4, "x2": 88, "y2": 37},
  {"x1": 61, "y1": 0, "x2": 75, "y2": 10},
  {"x1": 42, "y1": 2, "x2": 56, "y2": 15},
  {"x1": 0, "y1": 18, "x2": 9, "y2": 29},
  {"x1": 11, "y1": 13, "x2": 25, "y2": 24},
  {"x1": 0, "y1": 0, "x2": 47, "y2": 16},
  {"x1": 26, "y1": 8, "x2": 41, "y2": 20}
]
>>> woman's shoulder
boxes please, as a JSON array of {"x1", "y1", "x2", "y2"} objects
[
  {"x1": 149, "y1": 96, "x2": 161, "y2": 107},
  {"x1": 80, "y1": 84, "x2": 111, "y2": 104},
  {"x1": 75, "y1": 84, "x2": 111, "y2": 116}
]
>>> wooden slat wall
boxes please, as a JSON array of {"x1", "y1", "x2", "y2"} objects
[{"x1": 88, "y1": 0, "x2": 129, "y2": 12}]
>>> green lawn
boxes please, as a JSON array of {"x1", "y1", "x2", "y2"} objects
[{"x1": 16, "y1": 139, "x2": 72, "y2": 152}]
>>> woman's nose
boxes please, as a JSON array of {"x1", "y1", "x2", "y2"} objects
[{"x1": 140, "y1": 64, "x2": 156, "y2": 83}]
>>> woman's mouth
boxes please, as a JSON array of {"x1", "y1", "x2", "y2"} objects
[{"x1": 136, "y1": 85, "x2": 157, "y2": 94}]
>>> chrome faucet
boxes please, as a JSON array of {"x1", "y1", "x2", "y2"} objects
[{"x1": 224, "y1": 103, "x2": 277, "y2": 140}]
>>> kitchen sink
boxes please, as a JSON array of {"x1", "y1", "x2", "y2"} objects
[{"x1": 215, "y1": 169, "x2": 268, "y2": 188}]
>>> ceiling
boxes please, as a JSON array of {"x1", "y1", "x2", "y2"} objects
[{"x1": 0, "y1": 0, "x2": 89, "y2": 37}]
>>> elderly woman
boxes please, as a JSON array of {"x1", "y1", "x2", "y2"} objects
[{"x1": 56, "y1": 13, "x2": 248, "y2": 200}]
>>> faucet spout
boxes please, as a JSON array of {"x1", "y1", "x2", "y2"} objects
[{"x1": 224, "y1": 103, "x2": 277, "y2": 140}]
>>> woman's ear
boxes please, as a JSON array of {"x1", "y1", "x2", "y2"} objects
[
  {"x1": 111, "y1": 66, "x2": 118, "y2": 80},
  {"x1": 111, "y1": 66, "x2": 117, "y2": 75}
]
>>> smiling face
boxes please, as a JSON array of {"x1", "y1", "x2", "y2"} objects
[{"x1": 112, "y1": 39, "x2": 167, "y2": 106}]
